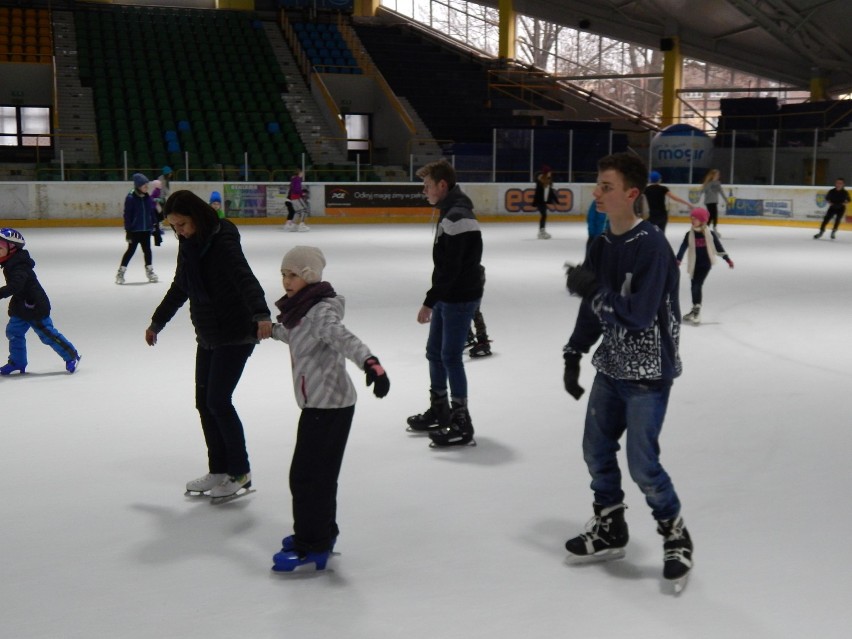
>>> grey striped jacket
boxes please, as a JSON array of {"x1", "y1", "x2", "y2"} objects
[{"x1": 271, "y1": 295, "x2": 372, "y2": 409}]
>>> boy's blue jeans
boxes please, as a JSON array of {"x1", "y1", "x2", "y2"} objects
[
  {"x1": 582, "y1": 372, "x2": 681, "y2": 521},
  {"x1": 6, "y1": 316, "x2": 77, "y2": 367},
  {"x1": 425, "y1": 299, "x2": 480, "y2": 401}
]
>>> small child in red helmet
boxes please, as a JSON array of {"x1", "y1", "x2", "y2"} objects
[{"x1": 675, "y1": 208, "x2": 734, "y2": 325}]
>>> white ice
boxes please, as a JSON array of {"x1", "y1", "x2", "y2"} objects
[{"x1": 2, "y1": 221, "x2": 851, "y2": 639}]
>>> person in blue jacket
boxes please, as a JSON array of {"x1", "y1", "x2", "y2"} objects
[
  {"x1": 586, "y1": 200, "x2": 608, "y2": 255},
  {"x1": 116, "y1": 173, "x2": 159, "y2": 285},
  {"x1": 562, "y1": 152, "x2": 693, "y2": 590}
]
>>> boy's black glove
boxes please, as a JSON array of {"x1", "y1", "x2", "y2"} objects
[
  {"x1": 563, "y1": 353, "x2": 584, "y2": 400},
  {"x1": 566, "y1": 265, "x2": 600, "y2": 299},
  {"x1": 364, "y1": 356, "x2": 390, "y2": 398}
]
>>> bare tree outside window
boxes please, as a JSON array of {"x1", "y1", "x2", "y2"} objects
[{"x1": 380, "y1": 0, "x2": 809, "y2": 129}]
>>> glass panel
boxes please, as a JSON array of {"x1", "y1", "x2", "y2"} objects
[
  {"x1": 345, "y1": 114, "x2": 370, "y2": 151},
  {"x1": 20, "y1": 106, "x2": 51, "y2": 147},
  {"x1": 0, "y1": 106, "x2": 18, "y2": 147}
]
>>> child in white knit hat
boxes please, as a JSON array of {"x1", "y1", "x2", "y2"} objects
[{"x1": 269, "y1": 245, "x2": 389, "y2": 573}]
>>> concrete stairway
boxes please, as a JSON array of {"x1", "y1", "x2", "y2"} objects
[
  {"x1": 396, "y1": 96, "x2": 444, "y2": 175},
  {"x1": 262, "y1": 20, "x2": 347, "y2": 168},
  {"x1": 51, "y1": 10, "x2": 99, "y2": 167}
]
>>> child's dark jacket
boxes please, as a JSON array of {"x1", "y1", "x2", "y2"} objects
[{"x1": 0, "y1": 250, "x2": 51, "y2": 320}]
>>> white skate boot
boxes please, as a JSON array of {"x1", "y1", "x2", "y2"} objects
[
  {"x1": 209, "y1": 473, "x2": 253, "y2": 504},
  {"x1": 683, "y1": 304, "x2": 701, "y2": 325},
  {"x1": 115, "y1": 266, "x2": 126, "y2": 285},
  {"x1": 185, "y1": 473, "x2": 228, "y2": 496},
  {"x1": 145, "y1": 265, "x2": 158, "y2": 283}
]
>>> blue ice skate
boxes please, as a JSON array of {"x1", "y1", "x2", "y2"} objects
[
  {"x1": 272, "y1": 549, "x2": 331, "y2": 573},
  {"x1": 280, "y1": 534, "x2": 336, "y2": 553},
  {"x1": 66, "y1": 354, "x2": 81, "y2": 374},
  {"x1": 0, "y1": 360, "x2": 25, "y2": 375}
]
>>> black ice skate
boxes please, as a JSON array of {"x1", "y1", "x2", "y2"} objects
[
  {"x1": 469, "y1": 339, "x2": 492, "y2": 358},
  {"x1": 428, "y1": 402, "x2": 475, "y2": 448},
  {"x1": 565, "y1": 503, "x2": 629, "y2": 563},
  {"x1": 657, "y1": 515, "x2": 693, "y2": 593},
  {"x1": 406, "y1": 391, "x2": 451, "y2": 433},
  {"x1": 465, "y1": 329, "x2": 477, "y2": 349}
]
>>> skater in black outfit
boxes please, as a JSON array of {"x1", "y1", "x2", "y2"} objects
[
  {"x1": 466, "y1": 305, "x2": 491, "y2": 357},
  {"x1": 145, "y1": 190, "x2": 272, "y2": 503},
  {"x1": 643, "y1": 171, "x2": 692, "y2": 233},
  {"x1": 533, "y1": 165, "x2": 558, "y2": 239},
  {"x1": 814, "y1": 178, "x2": 850, "y2": 240}
]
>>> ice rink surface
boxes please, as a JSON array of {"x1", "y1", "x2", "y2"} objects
[{"x1": 2, "y1": 220, "x2": 851, "y2": 639}]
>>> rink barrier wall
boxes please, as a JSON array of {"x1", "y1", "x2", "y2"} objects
[{"x1": 0, "y1": 181, "x2": 847, "y2": 229}]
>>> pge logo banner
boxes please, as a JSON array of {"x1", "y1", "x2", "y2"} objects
[
  {"x1": 504, "y1": 188, "x2": 573, "y2": 213},
  {"x1": 325, "y1": 185, "x2": 428, "y2": 208}
]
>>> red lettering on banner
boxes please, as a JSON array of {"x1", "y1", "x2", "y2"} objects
[{"x1": 504, "y1": 188, "x2": 573, "y2": 213}]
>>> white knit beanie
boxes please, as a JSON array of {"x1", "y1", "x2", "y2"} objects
[{"x1": 281, "y1": 246, "x2": 326, "y2": 284}]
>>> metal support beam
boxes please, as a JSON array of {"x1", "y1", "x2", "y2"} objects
[
  {"x1": 498, "y1": 0, "x2": 516, "y2": 61},
  {"x1": 661, "y1": 36, "x2": 682, "y2": 127}
]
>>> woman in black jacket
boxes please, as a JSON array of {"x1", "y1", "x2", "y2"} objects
[{"x1": 145, "y1": 190, "x2": 272, "y2": 503}]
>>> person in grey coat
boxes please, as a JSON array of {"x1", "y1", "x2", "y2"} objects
[
  {"x1": 700, "y1": 169, "x2": 725, "y2": 233},
  {"x1": 269, "y1": 245, "x2": 389, "y2": 573}
]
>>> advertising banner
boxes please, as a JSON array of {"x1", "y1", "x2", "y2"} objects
[
  {"x1": 324, "y1": 184, "x2": 431, "y2": 216},
  {"x1": 265, "y1": 184, "x2": 291, "y2": 217},
  {"x1": 681, "y1": 185, "x2": 842, "y2": 221},
  {"x1": 500, "y1": 185, "x2": 575, "y2": 214},
  {"x1": 224, "y1": 184, "x2": 267, "y2": 218}
]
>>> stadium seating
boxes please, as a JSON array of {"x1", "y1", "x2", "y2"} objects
[
  {"x1": 292, "y1": 21, "x2": 360, "y2": 74},
  {"x1": 74, "y1": 4, "x2": 308, "y2": 179},
  {"x1": 0, "y1": 7, "x2": 52, "y2": 63}
]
